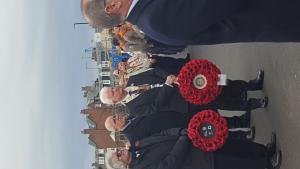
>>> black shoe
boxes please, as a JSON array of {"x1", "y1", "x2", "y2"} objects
[
  {"x1": 248, "y1": 70, "x2": 264, "y2": 90},
  {"x1": 267, "y1": 132, "x2": 277, "y2": 156},
  {"x1": 240, "y1": 111, "x2": 251, "y2": 128},
  {"x1": 260, "y1": 96, "x2": 269, "y2": 108},
  {"x1": 268, "y1": 150, "x2": 282, "y2": 169},
  {"x1": 246, "y1": 97, "x2": 268, "y2": 110},
  {"x1": 246, "y1": 126, "x2": 255, "y2": 141},
  {"x1": 227, "y1": 112, "x2": 251, "y2": 128}
]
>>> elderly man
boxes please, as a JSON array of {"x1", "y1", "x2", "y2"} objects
[
  {"x1": 104, "y1": 111, "x2": 255, "y2": 145},
  {"x1": 99, "y1": 71, "x2": 267, "y2": 117},
  {"x1": 105, "y1": 130, "x2": 281, "y2": 169},
  {"x1": 118, "y1": 56, "x2": 189, "y2": 87},
  {"x1": 104, "y1": 111, "x2": 189, "y2": 144},
  {"x1": 81, "y1": 0, "x2": 300, "y2": 45},
  {"x1": 113, "y1": 52, "x2": 190, "y2": 80}
]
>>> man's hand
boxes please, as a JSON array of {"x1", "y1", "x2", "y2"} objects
[
  {"x1": 125, "y1": 141, "x2": 131, "y2": 150},
  {"x1": 165, "y1": 75, "x2": 178, "y2": 86}
]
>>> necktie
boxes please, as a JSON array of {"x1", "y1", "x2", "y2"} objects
[{"x1": 128, "y1": 90, "x2": 141, "y2": 96}]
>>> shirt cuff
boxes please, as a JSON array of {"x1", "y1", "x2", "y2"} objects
[{"x1": 164, "y1": 83, "x2": 174, "y2": 87}]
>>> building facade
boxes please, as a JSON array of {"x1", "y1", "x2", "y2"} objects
[{"x1": 81, "y1": 106, "x2": 125, "y2": 149}]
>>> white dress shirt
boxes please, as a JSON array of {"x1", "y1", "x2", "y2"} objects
[{"x1": 126, "y1": 0, "x2": 139, "y2": 18}]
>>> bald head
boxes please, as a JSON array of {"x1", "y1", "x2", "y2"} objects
[
  {"x1": 105, "y1": 115, "x2": 127, "y2": 132},
  {"x1": 80, "y1": 0, "x2": 122, "y2": 29},
  {"x1": 105, "y1": 116, "x2": 117, "y2": 132}
]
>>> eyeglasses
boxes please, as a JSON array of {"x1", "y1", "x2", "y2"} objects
[
  {"x1": 112, "y1": 115, "x2": 121, "y2": 124},
  {"x1": 116, "y1": 149, "x2": 123, "y2": 160}
]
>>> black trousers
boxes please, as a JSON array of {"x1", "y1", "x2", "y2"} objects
[
  {"x1": 188, "y1": 80, "x2": 252, "y2": 113},
  {"x1": 225, "y1": 116, "x2": 248, "y2": 129},
  {"x1": 151, "y1": 55, "x2": 190, "y2": 75},
  {"x1": 228, "y1": 131, "x2": 250, "y2": 140},
  {"x1": 214, "y1": 139, "x2": 268, "y2": 169},
  {"x1": 146, "y1": 37, "x2": 186, "y2": 55},
  {"x1": 187, "y1": 80, "x2": 254, "y2": 140},
  {"x1": 207, "y1": 80, "x2": 249, "y2": 111}
]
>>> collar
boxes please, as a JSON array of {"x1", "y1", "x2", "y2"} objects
[
  {"x1": 126, "y1": 0, "x2": 152, "y2": 23},
  {"x1": 121, "y1": 116, "x2": 137, "y2": 131},
  {"x1": 121, "y1": 93, "x2": 131, "y2": 104},
  {"x1": 126, "y1": 0, "x2": 139, "y2": 18},
  {"x1": 121, "y1": 86, "x2": 142, "y2": 104}
]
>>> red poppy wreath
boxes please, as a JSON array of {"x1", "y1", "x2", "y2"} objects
[
  {"x1": 177, "y1": 59, "x2": 222, "y2": 105},
  {"x1": 187, "y1": 110, "x2": 228, "y2": 152}
]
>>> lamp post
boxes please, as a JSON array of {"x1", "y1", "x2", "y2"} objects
[{"x1": 73, "y1": 22, "x2": 88, "y2": 30}]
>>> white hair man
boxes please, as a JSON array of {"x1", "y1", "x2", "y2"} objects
[
  {"x1": 105, "y1": 132, "x2": 281, "y2": 169},
  {"x1": 99, "y1": 74, "x2": 177, "y2": 106},
  {"x1": 105, "y1": 150, "x2": 131, "y2": 169},
  {"x1": 99, "y1": 72, "x2": 268, "y2": 118},
  {"x1": 99, "y1": 74, "x2": 178, "y2": 117},
  {"x1": 99, "y1": 86, "x2": 129, "y2": 104}
]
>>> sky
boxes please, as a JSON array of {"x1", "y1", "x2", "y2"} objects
[{"x1": 0, "y1": 0, "x2": 97, "y2": 169}]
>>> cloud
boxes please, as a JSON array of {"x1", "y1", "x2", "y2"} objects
[{"x1": 0, "y1": 0, "x2": 95, "y2": 169}]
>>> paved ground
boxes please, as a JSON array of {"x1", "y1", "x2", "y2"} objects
[{"x1": 189, "y1": 43, "x2": 300, "y2": 169}]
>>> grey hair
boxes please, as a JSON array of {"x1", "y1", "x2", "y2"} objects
[
  {"x1": 80, "y1": 0, "x2": 122, "y2": 29},
  {"x1": 99, "y1": 87, "x2": 114, "y2": 104},
  {"x1": 105, "y1": 151, "x2": 127, "y2": 169}
]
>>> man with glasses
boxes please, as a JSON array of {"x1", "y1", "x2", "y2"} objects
[
  {"x1": 104, "y1": 110, "x2": 256, "y2": 146},
  {"x1": 105, "y1": 130, "x2": 281, "y2": 169}
]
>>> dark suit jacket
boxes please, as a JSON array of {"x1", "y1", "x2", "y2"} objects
[
  {"x1": 125, "y1": 79, "x2": 249, "y2": 117},
  {"x1": 127, "y1": 0, "x2": 300, "y2": 45},
  {"x1": 151, "y1": 55, "x2": 190, "y2": 75},
  {"x1": 129, "y1": 132, "x2": 214, "y2": 169},
  {"x1": 126, "y1": 56, "x2": 189, "y2": 87},
  {"x1": 125, "y1": 84, "x2": 189, "y2": 117},
  {"x1": 121, "y1": 111, "x2": 189, "y2": 145},
  {"x1": 146, "y1": 37, "x2": 186, "y2": 55},
  {"x1": 126, "y1": 68, "x2": 168, "y2": 87},
  {"x1": 129, "y1": 133, "x2": 268, "y2": 169}
]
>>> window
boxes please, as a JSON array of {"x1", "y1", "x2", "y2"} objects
[
  {"x1": 100, "y1": 71, "x2": 110, "y2": 76},
  {"x1": 101, "y1": 61, "x2": 109, "y2": 68},
  {"x1": 98, "y1": 157, "x2": 105, "y2": 164},
  {"x1": 102, "y1": 80, "x2": 111, "y2": 84},
  {"x1": 97, "y1": 149, "x2": 105, "y2": 154}
]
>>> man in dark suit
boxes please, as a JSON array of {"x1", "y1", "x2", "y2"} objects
[
  {"x1": 150, "y1": 54, "x2": 190, "y2": 75},
  {"x1": 125, "y1": 54, "x2": 190, "y2": 86},
  {"x1": 104, "y1": 111, "x2": 254, "y2": 145},
  {"x1": 125, "y1": 63, "x2": 187, "y2": 87},
  {"x1": 104, "y1": 111, "x2": 189, "y2": 144},
  {"x1": 114, "y1": 53, "x2": 189, "y2": 86},
  {"x1": 100, "y1": 70, "x2": 267, "y2": 117},
  {"x1": 81, "y1": 0, "x2": 300, "y2": 45},
  {"x1": 145, "y1": 37, "x2": 186, "y2": 55},
  {"x1": 105, "y1": 130, "x2": 281, "y2": 169},
  {"x1": 125, "y1": 68, "x2": 167, "y2": 87}
]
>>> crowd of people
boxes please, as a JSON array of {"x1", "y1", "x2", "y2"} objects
[
  {"x1": 78, "y1": 0, "x2": 292, "y2": 168},
  {"x1": 98, "y1": 63, "x2": 280, "y2": 169}
]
